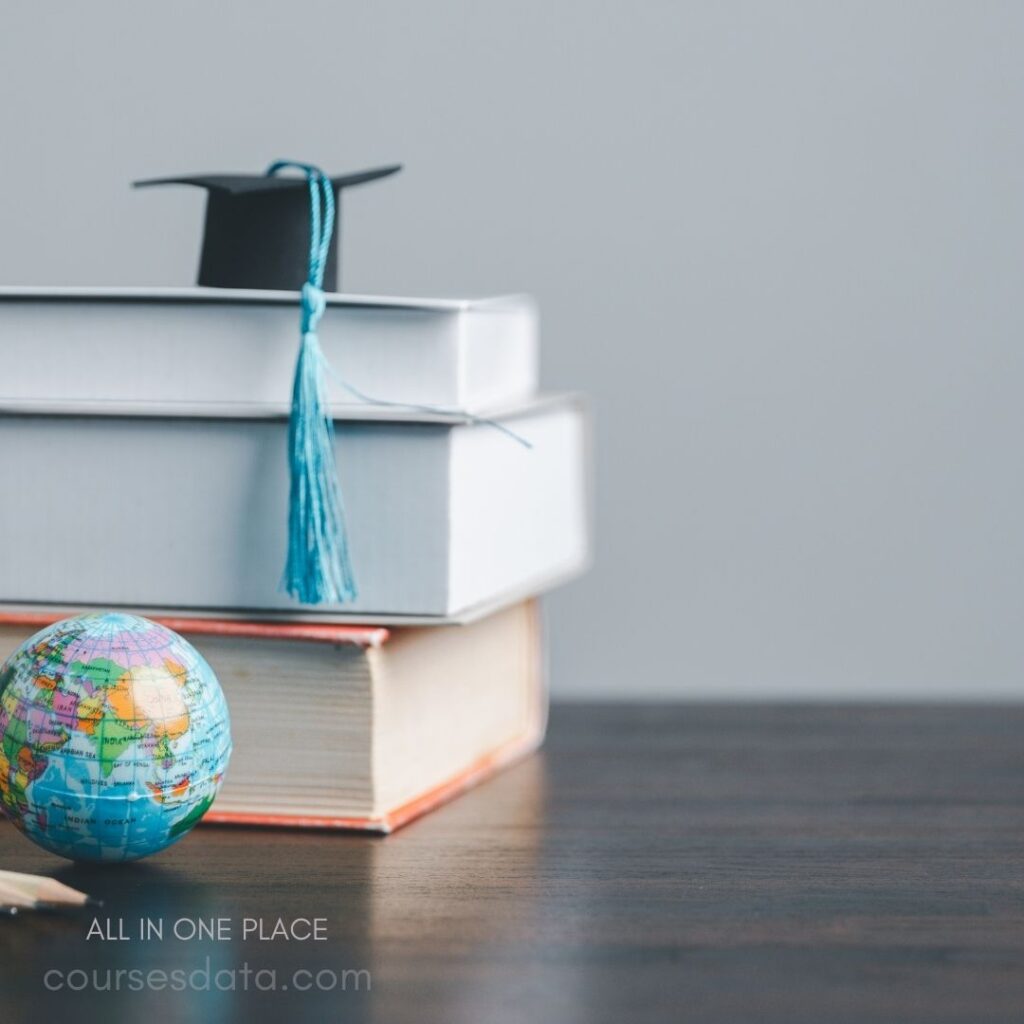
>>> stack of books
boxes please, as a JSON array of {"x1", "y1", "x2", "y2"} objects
[{"x1": 0, "y1": 287, "x2": 590, "y2": 832}]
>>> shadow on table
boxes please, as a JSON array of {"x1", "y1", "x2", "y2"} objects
[{"x1": 0, "y1": 752, "x2": 550, "y2": 1024}]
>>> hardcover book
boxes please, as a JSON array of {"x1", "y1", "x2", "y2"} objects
[
  {"x1": 0, "y1": 394, "x2": 590, "y2": 622},
  {"x1": 0, "y1": 602, "x2": 545, "y2": 833},
  {"x1": 0, "y1": 287, "x2": 537, "y2": 415}
]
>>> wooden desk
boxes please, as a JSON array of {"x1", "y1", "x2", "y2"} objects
[{"x1": 1, "y1": 705, "x2": 1022, "y2": 1023}]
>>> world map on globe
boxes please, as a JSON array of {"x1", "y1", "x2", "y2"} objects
[{"x1": 0, "y1": 613, "x2": 231, "y2": 862}]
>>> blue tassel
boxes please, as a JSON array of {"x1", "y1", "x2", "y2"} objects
[{"x1": 269, "y1": 161, "x2": 358, "y2": 605}]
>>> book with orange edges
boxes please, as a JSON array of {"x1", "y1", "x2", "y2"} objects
[{"x1": 0, "y1": 602, "x2": 545, "y2": 833}]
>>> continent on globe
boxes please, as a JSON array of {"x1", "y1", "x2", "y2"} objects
[{"x1": 0, "y1": 613, "x2": 232, "y2": 862}]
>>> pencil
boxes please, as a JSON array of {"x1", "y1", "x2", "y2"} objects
[
  {"x1": 0, "y1": 870, "x2": 101, "y2": 908},
  {"x1": 0, "y1": 880, "x2": 66, "y2": 913}
]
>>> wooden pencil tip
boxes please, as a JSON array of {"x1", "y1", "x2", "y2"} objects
[{"x1": 85, "y1": 896, "x2": 104, "y2": 908}]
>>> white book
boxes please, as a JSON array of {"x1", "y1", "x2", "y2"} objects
[
  {"x1": 0, "y1": 287, "x2": 537, "y2": 414},
  {"x1": 0, "y1": 394, "x2": 590, "y2": 622}
]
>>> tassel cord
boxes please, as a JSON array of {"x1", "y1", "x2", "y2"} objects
[{"x1": 269, "y1": 160, "x2": 357, "y2": 604}]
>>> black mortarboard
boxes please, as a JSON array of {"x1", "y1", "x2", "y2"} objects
[{"x1": 133, "y1": 165, "x2": 401, "y2": 291}]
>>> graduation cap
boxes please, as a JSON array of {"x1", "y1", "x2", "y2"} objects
[
  {"x1": 133, "y1": 165, "x2": 401, "y2": 291},
  {"x1": 132, "y1": 160, "x2": 401, "y2": 606}
]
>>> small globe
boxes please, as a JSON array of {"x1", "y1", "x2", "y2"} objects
[{"x1": 0, "y1": 613, "x2": 231, "y2": 862}]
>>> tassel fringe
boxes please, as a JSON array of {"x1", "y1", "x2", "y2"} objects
[{"x1": 282, "y1": 323, "x2": 358, "y2": 605}]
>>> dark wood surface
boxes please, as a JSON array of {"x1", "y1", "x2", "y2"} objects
[{"x1": 1, "y1": 704, "x2": 1023, "y2": 1023}]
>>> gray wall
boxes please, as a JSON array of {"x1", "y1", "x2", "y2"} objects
[{"x1": 2, "y1": 1, "x2": 1023, "y2": 699}]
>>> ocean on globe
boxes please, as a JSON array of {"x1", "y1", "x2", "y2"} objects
[{"x1": 0, "y1": 613, "x2": 231, "y2": 862}]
